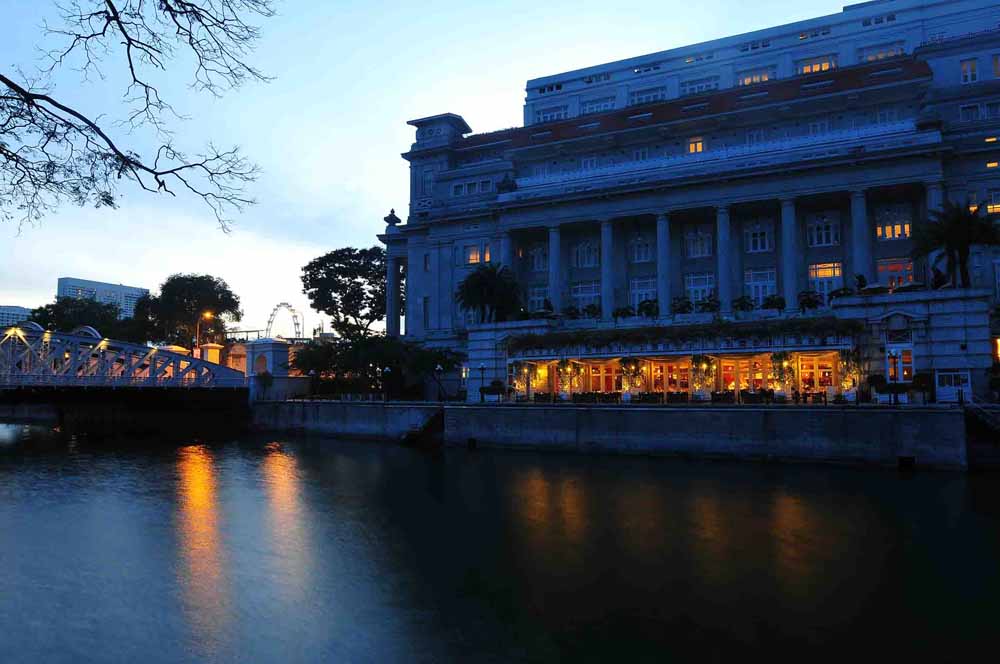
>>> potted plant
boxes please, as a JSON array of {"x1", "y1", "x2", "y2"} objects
[
  {"x1": 690, "y1": 354, "x2": 715, "y2": 401},
  {"x1": 770, "y1": 351, "x2": 794, "y2": 399},
  {"x1": 828, "y1": 286, "x2": 854, "y2": 300},
  {"x1": 732, "y1": 295, "x2": 755, "y2": 318},
  {"x1": 867, "y1": 373, "x2": 886, "y2": 403},
  {"x1": 582, "y1": 303, "x2": 601, "y2": 319},
  {"x1": 696, "y1": 294, "x2": 720, "y2": 314},
  {"x1": 671, "y1": 296, "x2": 693, "y2": 315},
  {"x1": 562, "y1": 305, "x2": 581, "y2": 320},
  {"x1": 637, "y1": 299, "x2": 659, "y2": 320},
  {"x1": 619, "y1": 358, "x2": 644, "y2": 401},
  {"x1": 762, "y1": 294, "x2": 786, "y2": 314},
  {"x1": 612, "y1": 305, "x2": 635, "y2": 323},
  {"x1": 912, "y1": 372, "x2": 933, "y2": 404},
  {"x1": 797, "y1": 289, "x2": 823, "y2": 312}
]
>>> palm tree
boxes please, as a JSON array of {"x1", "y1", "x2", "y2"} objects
[
  {"x1": 912, "y1": 201, "x2": 1000, "y2": 288},
  {"x1": 455, "y1": 264, "x2": 522, "y2": 323}
]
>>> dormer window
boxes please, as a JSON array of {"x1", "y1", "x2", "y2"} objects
[{"x1": 687, "y1": 137, "x2": 705, "y2": 154}]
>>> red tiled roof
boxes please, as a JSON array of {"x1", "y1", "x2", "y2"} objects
[{"x1": 458, "y1": 57, "x2": 931, "y2": 150}]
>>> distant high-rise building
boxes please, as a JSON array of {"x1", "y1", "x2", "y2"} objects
[
  {"x1": 0, "y1": 305, "x2": 31, "y2": 327},
  {"x1": 56, "y1": 277, "x2": 149, "y2": 319}
]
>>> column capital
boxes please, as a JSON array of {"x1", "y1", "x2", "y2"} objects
[
  {"x1": 716, "y1": 204, "x2": 730, "y2": 215},
  {"x1": 779, "y1": 196, "x2": 797, "y2": 206},
  {"x1": 656, "y1": 211, "x2": 671, "y2": 222},
  {"x1": 850, "y1": 189, "x2": 868, "y2": 200}
]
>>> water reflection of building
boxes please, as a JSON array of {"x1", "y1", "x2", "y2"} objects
[{"x1": 176, "y1": 445, "x2": 229, "y2": 650}]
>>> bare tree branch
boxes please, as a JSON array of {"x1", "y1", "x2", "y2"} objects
[{"x1": 2, "y1": 0, "x2": 274, "y2": 230}]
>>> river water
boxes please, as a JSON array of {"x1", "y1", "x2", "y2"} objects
[{"x1": 1, "y1": 422, "x2": 998, "y2": 663}]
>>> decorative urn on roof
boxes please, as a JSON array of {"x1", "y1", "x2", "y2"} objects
[{"x1": 384, "y1": 208, "x2": 401, "y2": 227}]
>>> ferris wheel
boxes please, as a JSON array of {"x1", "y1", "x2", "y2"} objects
[{"x1": 265, "y1": 302, "x2": 304, "y2": 338}]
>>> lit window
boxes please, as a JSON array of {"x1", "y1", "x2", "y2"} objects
[
  {"x1": 684, "y1": 273, "x2": 716, "y2": 303},
  {"x1": 808, "y1": 262, "x2": 843, "y2": 305},
  {"x1": 688, "y1": 137, "x2": 705, "y2": 154},
  {"x1": 744, "y1": 268, "x2": 776, "y2": 307},
  {"x1": 887, "y1": 348, "x2": 913, "y2": 382},
  {"x1": 628, "y1": 236, "x2": 653, "y2": 263},
  {"x1": 629, "y1": 87, "x2": 667, "y2": 105},
  {"x1": 806, "y1": 213, "x2": 841, "y2": 247},
  {"x1": 798, "y1": 56, "x2": 837, "y2": 75},
  {"x1": 737, "y1": 68, "x2": 774, "y2": 87},
  {"x1": 572, "y1": 241, "x2": 599, "y2": 268},
  {"x1": 874, "y1": 203, "x2": 912, "y2": 240},
  {"x1": 877, "y1": 258, "x2": 914, "y2": 290},
  {"x1": 860, "y1": 43, "x2": 904, "y2": 62},
  {"x1": 570, "y1": 280, "x2": 600, "y2": 309},
  {"x1": 961, "y1": 59, "x2": 979, "y2": 84},
  {"x1": 988, "y1": 137, "x2": 999, "y2": 143},
  {"x1": 988, "y1": 161, "x2": 999, "y2": 169},
  {"x1": 969, "y1": 192, "x2": 980, "y2": 214},
  {"x1": 483, "y1": 243, "x2": 491, "y2": 262},
  {"x1": 988, "y1": 190, "x2": 1000, "y2": 215},
  {"x1": 527, "y1": 286, "x2": 549, "y2": 312},
  {"x1": 743, "y1": 220, "x2": 773, "y2": 253},
  {"x1": 629, "y1": 277, "x2": 657, "y2": 310},
  {"x1": 464, "y1": 246, "x2": 481, "y2": 265},
  {"x1": 685, "y1": 228, "x2": 713, "y2": 258},
  {"x1": 581, "y1": 97, "x2": 616, "y2": 115}
]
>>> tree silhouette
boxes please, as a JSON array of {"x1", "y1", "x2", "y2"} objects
[
  {"x1": 455, "y1": 264, "x2": 522, "y2": 324},
  {"x1": 911, "y1": 201, "x2": 1000, "y2": 288},
  {"x1": 1, "y1": 1, "x2": 274, "y2": 229}
]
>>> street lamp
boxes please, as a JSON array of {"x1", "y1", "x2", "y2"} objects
[
  {"x1": 194, "y1": 311, "x2": 214, "y2": 356},
  {"x1": 434, "y1": 364, "x2": 444, "y2": 402},
  {"x1": 478, "y1": 362, "x2": 486, "y2": 403},
  {"x1": 382, "y1": 366, "x2": 391, "y2": 402}
]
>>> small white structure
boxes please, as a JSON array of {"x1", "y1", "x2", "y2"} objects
[{"x1": 246, "y1": 338, "x2": 309, "y2": 401}]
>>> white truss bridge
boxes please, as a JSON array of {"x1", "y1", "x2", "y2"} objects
[{"x1": 1, "y1": 322, "x2": 247, "y2": 389}]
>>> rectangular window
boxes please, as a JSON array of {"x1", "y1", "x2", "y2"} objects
[
  {"x1": 423, "y1": 253, "x2": 431, "y2": 272},
  {"x1": 687, "y1": 137, "x2": 705, "y2": 154},
  {"x1": 743, "y1": 220, "x2": 774, "y2": 253},
  {"x1": 685, "y1": 229, "x2": 712, "y2": 258},
  {"x1": 737, "y1": 68, "x2": 774, "y2": 87},
  {"x1": 629, "y1": 277, "x2": 657, "y2": 310},
  {"x1": 633, "y1": 147, "x2": 650, "y2": 162},
  {"x1": 572, "y1": 242, "x2": 600, "y2": 268},
  {"x1": 994, "y1": 54, "x2": 1000, "y2": 78},
  {"x1": 684, "y1": 273, "x2": 715, "y2": 303},
  {"x1": 570, "y1": 280, "x2": 601, "y2": 309},
  {"x1": 960, "y1": 104, "x2": 982, "y2": 122},
  {"x1": 969, "y1": 191, "x2": 979, "y2": 214},
  {"x1": 988, "y1": 189, "x2": 1000, "y2": 215},
  {"x1": 581, "y1": 156, "x2": 599, "y2": 171},
  {"x1": 629, "y1": 86, "x2": 667, "y2": 105},
  {"x1": 628, "y1": 236, "x2": 653, "y2": 264},
  {"x1": 581, "y1": 97, "x2": 616, "y2": 115},
  {"x1": 679, "y1": 76, "x2": 719, "y2": 96},
  {"x1": 464, "y1": 245, "x2": 481, "y2": 265},
  {"x1": 806, "y1": 212, "x2": 841, "y2": 247},
  {"x1": 987, "y1": 102, "x2": 1000, "y2": 119},
  {"x1": 808, "y1": 262, "x2": 843, "y2": 304},
  {"x1": 746, "y1": 129, "x2": 766, "y2": 146},
  {"x1": 744, "y1": 268, "x2": 777, "y2": 307},
  {"x1": 529, "y1": 245, "x2": 548, "y2": 272},
  {"x1": 527, "y1": 286, "x2": 548, "y2": 312},
  {"x1": 875, "y1": 203, "x2": 912, "y2": 240},
  {"x1": 877, "y1": 258, "x2": 914, "y2": 289},
  {"x1": 535, "y1": 105, "x2": 568, "y2": 123},
  {"x1": 479, "y1": 180, "x2": 492, "y2": 193},
  {"x1": 798, "y1": 55, "x2": 837, "y2": 75},
  {"x1": 961, "y1": 59, "x2": 979, "y2": 84},
  {"x1": 859, "y1": 43, "x2": 904, "y2": 62},
  {"x1": 422, "y1": 297, "x2": 430, "y2": 330},
  {"x1": 876, "y1": 107, "x2": 899, "y2": 124},
  {"x1": 465, "y1": 182, "x2": 478, "y2": 195},
  {"x1": 452, "y1": 184, "x2": 463, "y2": 197},
  {"x1": 483, "y1": 243, "x2": 491, "y2": 262},
  {"x1": 808, "y1": 118, "x2": 830, "y2": 135},
  {"x1": 989, "y1": 161, "x2": 999, "y2": 169}
]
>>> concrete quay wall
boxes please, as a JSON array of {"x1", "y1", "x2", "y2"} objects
[
  {"x1": 252, "y1": 400, "x2": 441, "y2": 441},
  {"x1": 251, "y1": 401, "x2": 968, "y2": 469},
  {"x1": 444, "y1": 405, "x2": 967, "y2": 469}
]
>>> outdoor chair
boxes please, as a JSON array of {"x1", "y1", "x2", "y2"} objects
[{"x1": 667, "y1": 391, "x2": 690, "y2": 404}]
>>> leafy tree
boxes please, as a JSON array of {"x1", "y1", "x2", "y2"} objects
[
  {"x1": 29, "y1": 296, "x2": 121, "y2": 334},
  {"x1": 455, "y1": 264, "x2": 521, "y2": 324},
  {"x1": 2, "y1": 1, "x2": 273, "y2": 228},
  {"x1": 911, "y1": 201, "x2": 1000, "y2": 288},
  {"x1": 301, "y1": 247, "x2": 391, "y2": 339},
  {"x1": 146, "y1": 273, "x2": 242, "y2": 346}
]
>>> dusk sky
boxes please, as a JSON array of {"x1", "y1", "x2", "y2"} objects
[{"x1": 0, "y1": 1, "x2": 845, "y2": 336}]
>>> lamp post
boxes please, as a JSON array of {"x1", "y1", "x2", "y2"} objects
[
  {"x1": 478, "y1": 363, "x2": 486, "y2": 403},
  {"x1": 434, "y1": 364, "x2": 444, "y2": 402},
  {"x1": 382, "y1": 366, "x2": 391, "y2": 402},
  {"x1": 194, "y1": 311, "x2": 214, "y2": 357}
]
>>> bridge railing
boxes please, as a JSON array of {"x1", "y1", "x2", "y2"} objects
[{"x1": 0, "y1": 374, "x2": 248, "y2": 389}]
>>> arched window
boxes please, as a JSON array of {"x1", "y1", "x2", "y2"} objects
[
  {"x1": 628, "y1": 235, "x2": 652, "y2": 263},
  {"x1": 254, "y1": 354, "x2": 268, "y2": 374},
  {"x1": 572, "y1": 241, "x2": 599, "y2": 268}
]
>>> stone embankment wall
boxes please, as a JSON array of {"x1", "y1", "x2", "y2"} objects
[{"x1": 252, "y1": 401, "x2": 968, "y2": 469}]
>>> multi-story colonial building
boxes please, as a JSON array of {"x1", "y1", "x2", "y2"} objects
[
  {"x1": 56, "y1": 277, "x2": 149, "y2": 319},
  {"x1": 382, "y1": 0, "x2": 1000, "y2": 403}
]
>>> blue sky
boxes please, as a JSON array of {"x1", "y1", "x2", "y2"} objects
[{"x1": 0, "y1": 0, "x2": 845, "y2": 336}]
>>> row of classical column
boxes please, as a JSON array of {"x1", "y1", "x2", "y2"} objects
[{"x1": 510, "y1": 183, "x2": 944, "y2": 320}]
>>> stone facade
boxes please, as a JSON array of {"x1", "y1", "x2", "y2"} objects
[{"x1": 381, "y1": 0, "x2": 1000, "y2": 403}]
